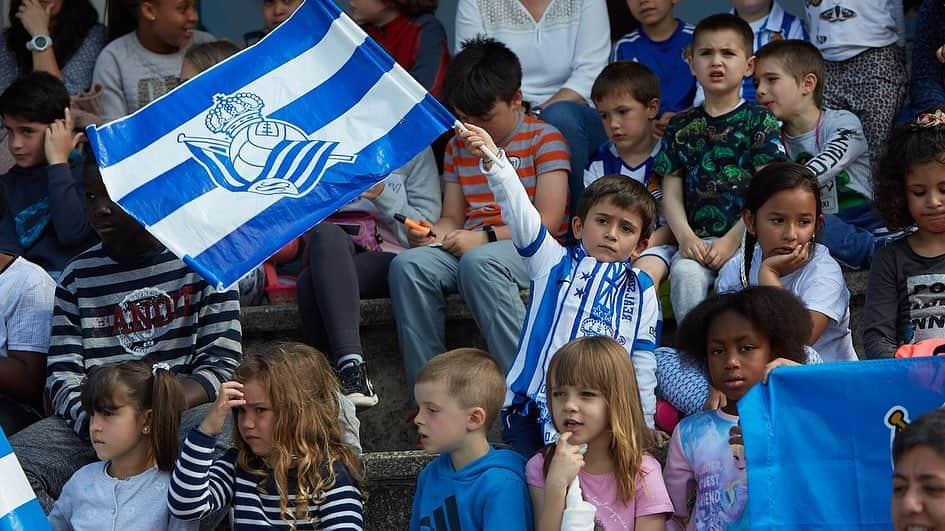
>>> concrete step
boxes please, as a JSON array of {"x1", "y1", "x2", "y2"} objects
[
  {"x1": 362, "y1": 450, "x2": 434, "y2": 531},
  {"x1": 243, "y1": 270, "x2": 869, "y2": 453}
]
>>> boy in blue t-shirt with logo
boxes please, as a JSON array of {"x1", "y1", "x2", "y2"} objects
[{"x1": 612, "y1": 0, "x2": 696, "y2": 135}]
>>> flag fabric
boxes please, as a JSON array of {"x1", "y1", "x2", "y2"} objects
[
  {"x1": 739, "y1": 357, "x2": 945, "y2": 530},
  {"x1": 0, "y1": 427, "x2": 50, "y2": 530},
  {"x1": 86, "y1": 0, "x2": 454, "y2": 289}
]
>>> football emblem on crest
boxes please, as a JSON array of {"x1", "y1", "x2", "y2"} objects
[{"x1": 178, "y1": 92, "x2": 355, "y2": 197}]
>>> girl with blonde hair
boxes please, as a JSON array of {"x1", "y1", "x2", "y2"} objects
[{"x1": 168, "y1": 343, "x2": 364, "y2": 529}]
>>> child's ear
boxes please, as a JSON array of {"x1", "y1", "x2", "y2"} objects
[
  {"x1": 745, "y1": 55, "x2": 757, "y2": 77},
  {"x1": 571, "y1": 215, "x2": 584, "y2": 240},
  {"x1": 512, "y1": 89, "x2": 523, "y2": 110},
  {"x1": 466, "y1": 407, "x2": 487, "y2": 431},
  {"x1": 140, "y1": 1, "x2": 158, "y2": 22},
  {"x1": 141, "y1": 409, "x2": 153, "y2": 434},
  {"x1": 801, "y1": 73, "x2": 818, "y2": 97},
  {"x1": 646, "y1": 98, "x2": 660, "y2": 120},
  {"x1": 815, "y1": 213, "x2": 825, "y2": 234},
  {"x1": 631, "y1": 237, "x2": 649, "y2": 261},
  {"x1": 742, "y1": 209, "x2": 755, "y2": 235}
]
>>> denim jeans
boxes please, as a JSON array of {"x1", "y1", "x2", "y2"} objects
[
  {"x1": 820, "y1": 202, "x2": 883, "y2": 269},
  {"x1": 388, "y1": 241, "x2": 529, "y2": 387}
]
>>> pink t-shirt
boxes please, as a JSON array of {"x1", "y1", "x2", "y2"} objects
[{"x1": 526, "y1": 453, "x2": 673, "y2": 530}]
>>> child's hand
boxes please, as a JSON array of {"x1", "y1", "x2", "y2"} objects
[
  {"x1": 762, "y1": 357, "x2": 800, "y2": 383},
  {"x1": 545, "y1": 432, "x2": 585, "y2": 490},
  {"x1": 703, "y1": 386, "x2": 727, "y2": 410},
  {"x1": 654, "y1": 112, "x2": 676, "y2": 138},
  {"x1": 199, "y1": 381, "x2": 245, "y2": 436},
  {"x1": 678, "y1": 234, "x2": 709, "y2": 264},
  {"x1": 16, "y1": 0, "x2": 51, "y2": 39},
  {"x1": 937, "y1": 45, "x2": 945, "y2": 64},
  {"x1": 44, "y1": 108, "x2": 83, "y2": 165},
  {"x1": 759, "y1": 242, "x2": 810, "y2": 279},
  {"x1": 455, "y1": 123, "x2": 499, "y2": 167},
  {"x1": 704, "y1": 235, "x2": 741, "y2": 270},
  {"x1": 651, "y1": 428, "x2": 671, "y2": 447},
  {"x1": 406, "y1": 219, "x2": 437, "y2": 247},
  {"x1": 441, "y1": 229, "x2": 486, "y2": 257}
]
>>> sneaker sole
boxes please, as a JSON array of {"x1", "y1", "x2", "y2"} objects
[{"x1": 346, "y1": 392, "x2": 379, "y2": 409}]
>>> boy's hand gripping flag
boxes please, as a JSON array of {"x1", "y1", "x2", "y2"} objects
[
  {"x1": 0, "y1": 426, "x2": 51, "y2": 530},
  {"x1": 85, "y1": 0, "x2": 454, "y2": 289},
  {"x1": 739, "y1": 357, "x2": 945, "y2": 530}
]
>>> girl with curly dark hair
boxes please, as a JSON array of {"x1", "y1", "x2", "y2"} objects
[{"x1": 864, "y1": 107, "x2": 945, "y2": 358}]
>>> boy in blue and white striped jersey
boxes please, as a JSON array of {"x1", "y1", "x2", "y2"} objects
[{"x1": 457, "y1": 123, "x2": 663, "y2": 458}]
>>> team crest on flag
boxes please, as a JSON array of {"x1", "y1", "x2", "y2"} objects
[{"x1": 178, "y1": 92, "x2": 355, "y2": 197}]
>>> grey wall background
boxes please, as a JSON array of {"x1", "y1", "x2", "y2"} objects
[{"x1": 201, "y1": 0, "x2": 808, "y2": 48}]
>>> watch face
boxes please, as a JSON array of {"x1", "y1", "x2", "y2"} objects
[{"x1": 35, "y1": 36, "x2": 48, "y2": 47}]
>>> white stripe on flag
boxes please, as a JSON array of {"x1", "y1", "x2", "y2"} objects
[
  {"x1": 148, "y1": 65, "x2": 428, "y2": 258},
  {"x1": 103, "y1": 14, "x2": 366, "y2": 202},
  {"x1": 0, "y1": 453, "x2": 37, "y2": 518}
]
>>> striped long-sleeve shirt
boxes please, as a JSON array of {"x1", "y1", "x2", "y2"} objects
[
  {"x1": 46, "y1": 244, "x2": 242, "y2": 435},
  {"x1": 169, "y1": 428, "x2": 364, "y2": 530},
  {"x1": 481, "y1": 153, "x2": 661, "y2": 441}
]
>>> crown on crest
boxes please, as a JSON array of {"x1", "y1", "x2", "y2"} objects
[{"x1": 205, "y1": 92, "x2": 265, "y2": 136}]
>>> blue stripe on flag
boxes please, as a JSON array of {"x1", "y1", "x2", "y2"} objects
[
  {"x1": 268, "y1": 38, "x2": 394, "y2": 132},
  {"x1": 105, "y1": 36, "x2": 399, "y2": 225},
  {"x1": 186, "y1": 93, "x2": 453, "y2": 288},
  {"x1": 0, "y1": 428, "x2": 10, "y2": 457},
  {"x1": 90, "y1": 0, "x2": 343, "y2": 167},
  {"x1": 0, "y1": 499, "x2": 50, "y2": 531},
  {"x1": 112, "y1": 160, "x2": 218, "y2": 226}
]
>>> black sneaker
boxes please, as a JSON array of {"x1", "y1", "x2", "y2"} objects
[{"x1": 338, "y1": 362, "x2": 379, "y2": 409}]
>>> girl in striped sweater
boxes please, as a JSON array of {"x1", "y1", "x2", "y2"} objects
[{"x1": 169, "y1": 343, "x2": 364, "y2": 530}]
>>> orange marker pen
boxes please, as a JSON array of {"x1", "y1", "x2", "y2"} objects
[{"x1": 394, "y1": 213, "x2": 436, "y2": 238}]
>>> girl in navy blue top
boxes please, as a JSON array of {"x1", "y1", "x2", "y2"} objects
[{"x1": 169, "y1": 343, "x2": 364, "y2": 530}]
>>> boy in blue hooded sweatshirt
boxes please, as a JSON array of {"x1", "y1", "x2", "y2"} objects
[{"x1": 410, "y1": 348, "x2": 533, "y2": 531}]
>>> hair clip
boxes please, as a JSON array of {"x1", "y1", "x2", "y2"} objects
[
  {"x1": 912, "y1": 109, "x2": 945, "y2": 129},
  {"x1": 152, "y1": 362, "x2": 170, "y2": 375}
]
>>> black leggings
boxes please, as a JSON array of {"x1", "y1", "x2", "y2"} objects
[{"x1": 296, "y1": 223, "x2": 396, "y2": 364}]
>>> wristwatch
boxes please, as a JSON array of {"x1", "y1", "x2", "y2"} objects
[
  {"x1": 26, "y1": 34, "x2": 52, "y2": 52},
  {"x1": 483, "y1": 225, "x2": 497, "y2": 243}
]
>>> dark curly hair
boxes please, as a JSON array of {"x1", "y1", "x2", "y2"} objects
[
  {"x1": 875, "y1": 106, "x2": 945, "y2": 229},
  {"x1": 675, "y1": 286, "x2": 812, "y2": 375}
]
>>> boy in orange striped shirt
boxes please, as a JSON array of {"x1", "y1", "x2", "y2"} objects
[{"x1": 389, "y1": 36, "x2": 570, "y2": 388}]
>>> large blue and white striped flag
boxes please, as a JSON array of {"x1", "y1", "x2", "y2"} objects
[
  {"x1": 86, "y1": 0, "x2": 454, "y2": 289},
  {"x1": 0, "y1": 427, "x2": 50, "y2": 530}
]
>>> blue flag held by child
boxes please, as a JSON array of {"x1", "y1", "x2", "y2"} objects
[
  {"x1": 86, "y1": 0, "x2": 454, "y2": 289},
  {"x1": 740, "y1": 357, "x2": 945, "y2": 530}
]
